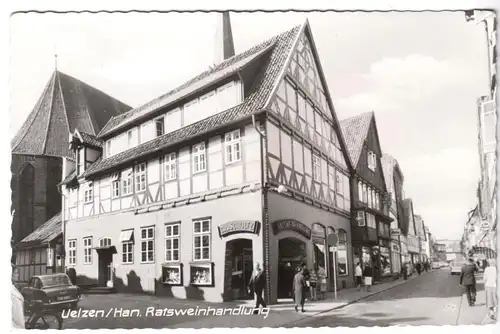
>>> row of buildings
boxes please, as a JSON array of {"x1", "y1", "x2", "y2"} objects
[
  {"x1": 462, "y1": 10, "x2": 497, "y2": 262},
  {"x1": 12, "y1": 13, "x2": 435, "y2": 304}
]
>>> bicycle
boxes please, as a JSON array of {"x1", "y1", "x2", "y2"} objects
[{"x1": 24, "y1": 299, "x2": 63, "y2": 330}]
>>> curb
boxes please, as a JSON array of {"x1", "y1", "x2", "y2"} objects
[{"x1": 281, "y1": 270, "x2": 432, "y2": 328}]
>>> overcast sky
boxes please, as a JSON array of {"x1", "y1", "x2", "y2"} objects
[{"x1": 9, "y1": 11, "x2": 490, "y2": 240}]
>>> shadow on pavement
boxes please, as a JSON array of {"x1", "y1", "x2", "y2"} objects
[{"x1": 286, "y1": 314, "x2": 431, "y2": 328}]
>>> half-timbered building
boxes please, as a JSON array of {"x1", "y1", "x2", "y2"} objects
[
  {"x1": 61, "y1": 17, "x2": 355, "y2": 304},
  {"x1": 381, "y1": 153, "x2": 406, "y2": 275},
  {"x1": 340, "y1": 112, "x2": 393, "y2": 280}
]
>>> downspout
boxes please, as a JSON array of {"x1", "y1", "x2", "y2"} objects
[
  {"x1": 253, "y1": 114, "x2": 270, "y2": 304},
  {"x1": 57, "y1": 184, "x2": 67, "y2": 273}
]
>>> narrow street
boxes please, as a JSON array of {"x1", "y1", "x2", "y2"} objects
[
  {"x1": 61, "y1": 268, "x2": 493, "y2": 329},
  {"x1": 288, "y1": 268, "x2": 489, "y2": 327}
]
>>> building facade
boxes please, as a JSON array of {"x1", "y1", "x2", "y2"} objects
[
  {"x1": 466, "y1": 10, "x2": 497, "y2": 258},
  {"x1": 381, "y1": 154, "x2": 405, "y2": 275},
  {"x1": 11, "y1": 70, "x2": 131, "y2": 276},
  {"x1": 402, "y1": 199, "x2": 419, "y2": 267},
  {"x1": 340, "y1": 112, "x2": 393, "y2": 280},
  {"x1": 62, "y1": 20, "x2": 356, "y2": 304}
]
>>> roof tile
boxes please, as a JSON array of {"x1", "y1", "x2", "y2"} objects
[
  {"x1": 339, "y1": 111, "x2": 374, "y2": 167},
  {"x1": 84, "y1": 25, "x2": 301, "y2": 178},
  {"x1": 16, "y1": 212, "x2": 61, "y2": 248},
  {"x1": 11, "y1": 71, "x2": 131, "y2": 158}
]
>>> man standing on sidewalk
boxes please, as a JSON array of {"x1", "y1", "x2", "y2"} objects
[
  {"x1": 460, "y1": 258, "x2": 479, "y2": 306},
  {"x1": 248, "y1": 261, "x2": 266, "y2": 314},
  {"x1": 363, "y1": 263, "x2": 373, "y2": 292}
]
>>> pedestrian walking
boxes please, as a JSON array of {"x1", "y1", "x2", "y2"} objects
[
  {"x1": 247, "y1": 261, "x2": 267, "y2": 314},
  {"x1": 363, "y1": 263, "x2": 373, "y2": 292},
  {"x1": 416, "y1": 262, "x2": 421, "y2": 275},
  {"x1": 355, "y1": 262, "x2": 363, "y2": 290},
  {"x1": 317, "y1": 265, "x2": 327, "y2": 300},
  {"x1": 292, "y1": 265, "x2": 307, "y2": 312},
  {"x1": 484, "y1": 259, "x2": 497, "y2": 319},
  {"x1": 401, "y1": 262, "x2": 408, "y2": 280},
  {"x1": 309, "y1": 266, "x2": 318, "y2": 301},
  {"x1": 460, "y1": 258, "x2": 479, "y2": 306},
  {"x1": 301, "y1": 263, "x2": 310, "y2": 301}
]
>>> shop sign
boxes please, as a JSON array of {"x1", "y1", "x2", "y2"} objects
[
  {"x1": 218, "y1": 220, "x2": 260, "y2": 238},
  {"x1": 390, "y1": 229, "x2": 400, "y2": 236},
  {"x1": 272, "y1": 219, "x2": 312, "y2": 239}
]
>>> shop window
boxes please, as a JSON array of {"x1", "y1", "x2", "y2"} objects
[{"x1": 336, "y1": 229, "x2": 348, "y2": 276}]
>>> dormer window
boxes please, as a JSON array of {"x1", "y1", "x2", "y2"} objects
[
  {"x1": 106, "y1": 141, "x2": 112, "y2": 158},
  {"x1": 368, "y1": 151, "x2": 377, "y2": 171},
  {"x1": 155, "y1": 117, "x2": 165, "y2": 137},
  {"x1": 76, "y1": 147, "x2": 85, "y2": 175}
]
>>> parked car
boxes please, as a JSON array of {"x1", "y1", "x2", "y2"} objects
[
  {"x1": 21, "y1": 273, "x2": 80, "y2": 310},
  {"x1": 450, "y1": 261, "x2": 465, "y2": 275},
  {"x1": 431, "y1": 262, "x2": 441, "y2": 269}
]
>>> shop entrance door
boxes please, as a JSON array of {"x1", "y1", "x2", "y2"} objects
[
  {"x1": 278, "y1": 237, "x2": 307, "y2": 299},
  {"x1": 226, "y1": 239, "x2": 253, "y2": 300}
]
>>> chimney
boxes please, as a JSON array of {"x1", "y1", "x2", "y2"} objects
[{"x1": 214, "y1": 11, "x2": 235, "y2": 64}]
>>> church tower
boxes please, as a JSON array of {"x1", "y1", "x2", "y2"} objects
[
  {"x1": 11, "y1": 70, "x2": 131, "y2": 250},
  {"x1": 214, "y1": 11, "x2": 236, "y2": 64}
]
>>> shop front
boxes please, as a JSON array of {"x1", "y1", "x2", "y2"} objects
[{"x1": 377, "y1": 239, "x2": 392, "y2": 277}]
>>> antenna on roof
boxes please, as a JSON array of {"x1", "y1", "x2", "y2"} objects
[{"x1": 54, "y1": 53, "x2": 58, "y2": 70}]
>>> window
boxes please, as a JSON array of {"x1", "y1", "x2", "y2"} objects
[
  {"x1": 122, "y1": 169, "x2": 133, "y2": 195},
  {"x1": 106, "y1": 141, "x2": 112, "y2": 157},
  {"x1": 375, "y1": 192, "x2": 379, "y2": 210},
  {"x1": 337, "y1": 229, "x2": 348, "y2": 276},
  {"x1": 366, "y1": 213, "x2": 376, "y2": 228},
  {"x1": 68, "y1": 239, "x2": 76, "y2": 265},
  {"x1": 120, "y1": 229, "x2": 134, "y2": 264},
  {"x1": 225, "y1": 130, "x2": 241, "y2": 164},
  {"x1": 335, "y1": 172, "x2": 342, "y2": 194},
  {"x1": 164, "y1": 153, "x2": 177, "y2": 181},
  {"x1": 112, "y1": 180, "x2": 120, "y2": 198},
  {"x1": 313, "y1": 154, "x2": 321, "y2": 181},
  {"x1": 193, "y1": 218, "x2": 211, "y2": 261},
  {"x1": 99, "y1": 237, "x2": 111, "y2": 247},
  {"x1": 83, "y1": 237, "x2": 92, "y2": 264},
  {"x1": 77, "y1": 148, "x2": 85, "y2": 175},
  {"x1": 165, "y1": 223, "x2": 180, "y2": 262},
  {"x1": 368, "y1": 151, "x2": 377, "y2": 171},
  {"x1": 368, "y1": 188, "x2": 372, "y2": 208},
  {"x1": 135, "y1": 163, "x2": 147, "y2": 192},
  {"x1": 193, "y1": 142, "x2": 207, "y2": 173},
  {"x1": 155, "y1": 117, "x2": 165, "y2": 137},
  {"x1": 363, "y1": 184, "x2": 368, "y2": 203},
  {"x1": 358, "y1": 182, "x2": 363, "y2": 202},
  {"x1": 84, "y1": 183, "x2": 93, "y2": 203},
  {"x1": 140, "y1": 226, "x2": 155, "y2": 263},
  {"x1": 122, "y1": 241, "x2": 133, "y2": 264},
  {"x1": 127, "y1": 130, "x2": 134, "y2": 148}
]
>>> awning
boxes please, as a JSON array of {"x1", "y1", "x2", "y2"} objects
[
  {"x1": 93, "y1": 245, "x2": 117, "y2": 254},
  {"x1": 119, "y1": 230, "x2": 134, "y2": 242},
  {"x1": 468, "y1": 246, "x2": 497, "y2": 259}
]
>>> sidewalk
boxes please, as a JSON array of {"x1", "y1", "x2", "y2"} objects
[{"x1": 172, "y1": 270, "x2": 432, "y2": 328}]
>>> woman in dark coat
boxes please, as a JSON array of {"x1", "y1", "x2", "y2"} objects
[{"x1": 292, "y1": 267, "x2": 307, "y2": 312}]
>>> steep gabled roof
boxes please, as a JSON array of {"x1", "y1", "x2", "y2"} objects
[
  {"x1": 15, "y1": 212, "x2": 61, "y2": 249},
  {"x1": 340, "y1": 111, "x2": 373, "y2": 167},
  {"x1": 11, "y1": 71, "x2": 131, "y2": 158},
  {"x1": 83, "y1": 24, "x2": 302, "y2": 178},
  {"x1": 98, "y1": 29, "x2": 283, "y2": 139}
]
